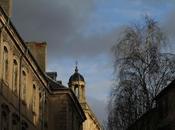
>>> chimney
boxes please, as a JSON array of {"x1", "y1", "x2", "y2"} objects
[
  {"x1": 46, "y1": 72, "x2": 57, "y2": 81},
  {"x1": 26, "y1": 42, "x2": 47, "y2": 72},
  {"x1": 0, "y1": 0, "x2": 12, "y2": 17}
]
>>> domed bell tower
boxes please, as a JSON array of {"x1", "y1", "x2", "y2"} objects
[{"x1": 68, "y1": 65, "x2": 86, "y2": 103}]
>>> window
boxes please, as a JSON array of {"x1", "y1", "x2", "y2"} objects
[
  {"x1": 1, "y1": 111, "x2": 9, "y2": 130},
  {"x1": 32, "y1": 85, "x2": 37, "y2": 124},
  {"x1": 21, "y1": 121, "x2": 28, "y2": 130},
  {"x1": 12, "y1": 60, "x2": 18, "y2": 94},
  {"x1": 74, "y1": 85, "x2": 79, "y2": 98},
  {"x1": 21, "y1": 70, "x2": 27, "y2": 102},
  {"x1": 3, "y1": 46, "x2": 8, "y2": 81},
  {"x1": 81, "y1": 85, "x2": 85, "y2": 100},
  {"x1": 32, "y1": 84, "x2": 36, "y2": 112},
  {"x1": 1, "y1": 104, "x2": 10, "y2": 130},
  {"x1": 12, "y1": 113, "x2": 19, "y2": 130}
]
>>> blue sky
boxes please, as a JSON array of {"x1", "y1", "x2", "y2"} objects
[{"x1": 12, "y1": 0, "x2": 175, "y2": 123}]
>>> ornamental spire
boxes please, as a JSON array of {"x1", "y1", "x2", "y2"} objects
[{"x1": 75, "y1": 61, "x2": 78, "y2": 73}]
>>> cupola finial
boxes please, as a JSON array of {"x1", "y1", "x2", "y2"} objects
[{"x1": 75, "y1": 61, "x2": 78, "y2": 73}]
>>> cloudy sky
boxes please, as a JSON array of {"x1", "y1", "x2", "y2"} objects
[{"x1": 11, "y1": 0, "x2": 175, "y2": 123}]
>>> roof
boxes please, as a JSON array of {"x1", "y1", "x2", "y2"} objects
[
  {"x1": 46, "y1": 75, "x2": 66, "y2": 91},
  {"x1": 47, "y1": 77, "x2": 86, "y2": 122},
  {"x1": 69, "y1": 66, "x2": 85, "y2": 83},
  {"x1": 154, "y1": 79, "x2": 175, "y2": 100},
  {"x1": 127, "y1": 108, "x2": 157, "y2": 130}
]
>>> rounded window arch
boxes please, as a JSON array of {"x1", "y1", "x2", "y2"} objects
[
  {"x1": 22, "y1": 121, "x2": 28, "y2": 130},
  {"x1": 1, "y1": 103, "x2": 10, "y2": 130},
  {"x1": 81, "y1": 85, "x2": 85, "y2": 99},
  {"x1": 1, "y1": 111, "x2": 9, "y2": 130},
  {"x1": 12, "y1": 113, "x2": 19, "y2": 130},
  {"x1": 74, "y1": 85, "x2": 79, "y2": 98}
]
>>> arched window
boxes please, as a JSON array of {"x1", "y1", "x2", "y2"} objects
[
  {"x1": 81, "y1": 85, "x2": 85, "y2": 100},
  {"x1": 21, "y1": 70, "x2": 27, "y2": 102},
  {"x1": 74, "y1": 85, "x2": 79, "y2": 98},
  {"x1": 1, "y1": 111, "x2": 8, "y2": 130},
  {"x1": 1, "y1": 104, "x2": 10, "y2": 130},
  {"x1": 12, "y1": 113, "x2": 19, "y2": 130},
  {"x1": 21, "y1": 121, "x2": 28, "y2": 130},
  {"x1": 12, "y1": 60, "x2": 18, "y2": 94},
  {"x1": 3, "y1": 46, "x2": 8, "y2": 81}
]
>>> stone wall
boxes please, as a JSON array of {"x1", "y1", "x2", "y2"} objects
[{"x1": 48, "y1": 92, "x2": 83, "y2": 130}]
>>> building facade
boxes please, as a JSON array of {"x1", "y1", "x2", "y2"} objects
[
  {"x1": 0, "y1": 0, "x2": 100, "y2": 130},
  {"x1": 0, "y1": 4, "x2": 48, "y2": 130},
  {"x1": 69, "y1": 66, "x2": 102, "y2": 130},
  {"x1": 46, "y1": 73, "x2": 86, "y2": 130}
]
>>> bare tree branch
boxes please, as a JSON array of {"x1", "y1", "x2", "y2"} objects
[{"x1": 107, "y1": 16, "x2": 175, "y2": 130}]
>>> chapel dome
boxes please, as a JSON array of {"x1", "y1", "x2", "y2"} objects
[{"x1": 69, "y1": 66, "x2": 85, "y2": 83}]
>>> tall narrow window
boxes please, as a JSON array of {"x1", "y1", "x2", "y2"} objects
[
  {"x1": 21, "y1": 71, "x2": 26, "y2": 102},
  {"x1": 32, "y1": 84, "x2": 36, "y2": 112},
  {"x1": 21, "y1": 121, "x2": 28, "y2": 130},
  {"x1": 3, "y1": 46, "x2": 8, "y2": 81},
  {"x1": 74, "y1": 86, "x2": 79, "y2": 98},
  {"x1": 12, "y1": 113, "x2": 19, "y2": 130},
  {"x1": 1, "y1": 111, "x2": 9, "y2": 130},
  {"x1": 32, "y1": 84, "x2": 37, "y2": 125},
  {"x1": 12, "y1": 60, "x2": 18, "y2": 94}
]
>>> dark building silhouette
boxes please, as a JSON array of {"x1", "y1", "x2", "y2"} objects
[{"x1": 127, "y1": 80, "x2": 175, "y2": 130}]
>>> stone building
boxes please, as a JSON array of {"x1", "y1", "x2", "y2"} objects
[
  {"x1": 0, "y1": 0, "x2": 88, "y2": 130},
  {"x1": 46, "y1": 73, "x2": 86, "y2": 130},
  {"x1": 69, "y1": 66, "x2": 102, "y2": 130},
  {"x1": 0, "y1": 4, "x2": 48, "y2": 130},
  {"x1": 127, "y1": 79, "x2": 175, "y2": 130}
]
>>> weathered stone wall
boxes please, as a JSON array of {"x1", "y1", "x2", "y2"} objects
[
  {"x1": 82, "y1": 104, "x2": 102, "y2": 130},
  {"x1": 47, "y1": 92, "x2": 83, "y2": 130},
  {"x1": 48, "y1": 94, "x2": 67, "y2": 130}
]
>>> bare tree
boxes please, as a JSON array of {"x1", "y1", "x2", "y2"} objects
[{"x1": 107, "y1": 17, "x2": 175, "y2": 130}]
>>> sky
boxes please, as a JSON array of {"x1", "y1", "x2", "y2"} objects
[{"x1": 11, "y1": 0, "x2": 175, "y2": 123}]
